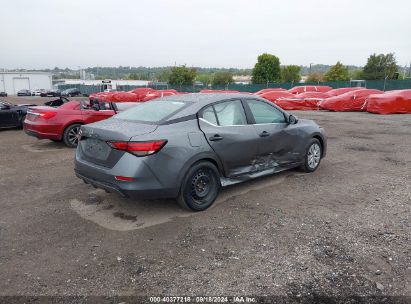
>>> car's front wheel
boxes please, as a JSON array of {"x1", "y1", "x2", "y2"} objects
[
  {"x1": 63, "y1": 124, "x2": 82, "y2": 148},
  {"x1": 177, "y1": 161, "x2": 221, "y2": 211},
  {"x1": 300, "y1": 138, "x2": 322, "y2": 172}
]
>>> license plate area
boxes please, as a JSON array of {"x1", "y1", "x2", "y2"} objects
[{"x1": 82, "y1": 138, "x2": 111, "y2": 161}]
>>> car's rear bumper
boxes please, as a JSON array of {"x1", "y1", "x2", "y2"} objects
[
  {"x1": 23, "y1": 121, "x2": 63, "y2": 140},
  {"x1": 74, "y1": 151, "x2": 179, "y2": 200}
]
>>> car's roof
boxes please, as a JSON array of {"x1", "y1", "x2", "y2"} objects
[
  {"x1": 161, "y1": 92, "x2": 259, "y2": 105},
  {"x1": 158, "y1": 93, "x2": 268, "y2": 121}
]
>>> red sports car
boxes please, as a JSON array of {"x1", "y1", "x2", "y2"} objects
[{"x1": 23, "y1": 100, "x2": 137, "y2": 147}]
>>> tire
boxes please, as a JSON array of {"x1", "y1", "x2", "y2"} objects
[
  {"x1": 177, "y1": 161, "x2": 221, "y2": 211},
  {"x1": 299, "y1": 138, "x2": 322, "y2": 173},
  {"x1": 63, "y1": 124, "x2": 82, "y2": 148}
]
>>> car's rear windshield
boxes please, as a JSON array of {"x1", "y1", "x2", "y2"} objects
[{"x1": 113, "y1": 99, "x2": 190, "y2": 123}]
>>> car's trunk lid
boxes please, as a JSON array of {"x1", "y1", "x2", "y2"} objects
[
  {"x1": 26, "y1": 106, "x2": 56, "y2": 121},
  {"x1": 78, "y1": 118, "x2": 158, "y2": 168}
]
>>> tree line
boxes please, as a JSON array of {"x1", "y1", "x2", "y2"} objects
[
  {"x1": 156, "y1": 52, "x2": 405, "y2": 86},
  {"x1": 22, "y1": 52, "x2": 407, "y2": 85}
]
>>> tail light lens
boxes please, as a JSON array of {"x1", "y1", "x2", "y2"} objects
[
  {"x1": 39, "y1": 112, "x2": 57, "y2": 119},
  {"x1": 107, "y1": 140, "x2": 167, "y2": 157}
]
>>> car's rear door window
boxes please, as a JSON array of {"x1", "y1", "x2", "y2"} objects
[
  {"x1": 201, "y1": 106, "x2": 218, "y2": 125},
  {"x1": 246, "y1": 99, "x2": 286, "y2": 124},
  {"x1": 213, "y1": 100, "x2": 247, "y2": 126}
]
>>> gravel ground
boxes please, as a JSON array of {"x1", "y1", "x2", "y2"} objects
[{"x1": 0, "y1": 97, "x2": 410, "y2": 302}]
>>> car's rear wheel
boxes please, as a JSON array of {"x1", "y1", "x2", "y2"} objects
[
  {"x1": 177, "y1": 161, "x2": 221, "y2": 211},
  {"x1": 300, "y1": 138, "x2": 322, "y2": 172},
  {"x1": 63, "y1": 124, "x2": 82, "y2": 148}
]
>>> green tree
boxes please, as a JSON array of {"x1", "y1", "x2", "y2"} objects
[
  {"x1": 157, "y1": 69, "x2": 171, "y2": 82},
  {"x1": 362, "y1": 53, "x2": 398, "y2": 80},
  {"x1": 128, "y1": 73, "x2": 140, "y2": 80},
  {"x1": 349, "y1": 69, "x2": 364, "y2": 80},
  {"x1": 211, "y1": 72, "x2": 234, "y2": 85},
  {"x1": 196, "y1": 73, "x2": 213, "y2": 86},
  {"x1": 168, "y1": 65, "x2": 197, "y2": 86},
  {"x1": 324, "y1": 61, "x2": 349, "y2": 81},
  {"x1": 252, "y1": 53, "x2": 281, "y2": 84},
  {"x1": 306, "y1": 72, "x2": 324, "y2": 83},
  {"x1": 281, "y1": 65, "x2": 301, "y2": 83}
]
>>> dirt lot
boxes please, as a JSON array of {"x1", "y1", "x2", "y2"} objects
[{"x1": 0, "y1": 97, "x2": 410, "y2": 300}]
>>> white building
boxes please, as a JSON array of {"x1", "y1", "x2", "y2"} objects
[
  {"x1": 57, "y1": 79, "x2": 151, "y2": 91},
  {"x1": 0, "y1": 72, "x2": 53, "y2": 95}
]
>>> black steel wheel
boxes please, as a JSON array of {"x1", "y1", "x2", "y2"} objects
[{"x1": 177, "y1": 161, "x2": 221, "y2": 211}]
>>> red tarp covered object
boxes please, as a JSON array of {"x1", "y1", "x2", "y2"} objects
[
  {"x1": 259, "y1": 91, "x2": 295, "y2": 103},
  {"x1": 129, "y1": 88, "x2": 156, "y2": 101},
  {"x1": 254, "y1": 88, "x2": 286, "y2": 95},
  {"x1": 294, "y1": 92, "x2": 330, "y2": 99},
  {"x1": 274, "y1": 98, "x2": 319, "y2": 110},
  {"x1": 141, "y1": 89, "x2": 179, "y2": 102},
  {"x1": 200, "y1": 89, "x2": 240, "y2": 93},
  {"x1": 90, "y1": 91, "x2": 139, "y2": 102},
  {"x1": 319, "y1": 89, "x2": 383, "y2": 111},
  {"x1": 365, "y1": 90, "x2": 411, "y2": 114},
  {"x1": 326, "y1": 87, "x2": 364, "y2": 97},
  {"x1": 289, "y1": 85, "x2": 332, "y2": 94},
  {"x1": 89, "y1": 88, "x2": 179, "y2": 102},
  {"x1": 273, "y1": 92, "x2": 330, "y2": 110}
]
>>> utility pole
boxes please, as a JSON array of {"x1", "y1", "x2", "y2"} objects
[{"x1": 309, "y1": 63, "x2": 314, "y2": 74}]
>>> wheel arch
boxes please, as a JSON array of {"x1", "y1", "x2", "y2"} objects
[
  {"x1": 175, "y1": 152, "x2": 225, "y2": 190},
  {"x1": 312, "y1": 134, "x2": 325, "y2": 158},
  {"x1": 61, "y1": 121, "x2": 84, "y2": 140}
]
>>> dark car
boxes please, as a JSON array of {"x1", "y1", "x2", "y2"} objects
[
  {"x1": 0, "y1": 92, "x2": 7, "y2": 97},
  {"x1": 40, "y1": 89, "x2": 61, "y2": 97},
  {"x1": 75, "y1": 93, "x2": 327, "y2": 211},
  {"x1": 61, "y1": 88, "x2": 81, "y2": 97},
  {"x1": 17, "y1": 89, "x2": 31, "y2": 96},
  {"x1": 0, "y1": 100, "x2": 35, "y2": 129}
]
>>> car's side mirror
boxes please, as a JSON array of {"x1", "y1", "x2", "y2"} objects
[
  {"x1": 92, "y1": 104, "x2": 100, "y2": 111},
  {"x1": 288, "y1": 114, "x2": 298, "y2": 124}
]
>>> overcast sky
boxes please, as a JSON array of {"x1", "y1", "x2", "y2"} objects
[{"x1": 1, "y1": 0, "x2": 410, "y2": 69}]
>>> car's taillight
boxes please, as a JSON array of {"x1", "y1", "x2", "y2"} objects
[
  {"x1": 39, "y1": 112, "x2": 57, "y2": 119},
  {"x1": 107, "y1": 140, "x2": 167, "y2": 157}
]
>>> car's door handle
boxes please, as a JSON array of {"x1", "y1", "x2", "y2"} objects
[
  {"x1": 209, "y1": 134, "x2": 223, "y2": 141},
  {"x1": 259, "y1": 131, "x2": 270, "y2": 137}
]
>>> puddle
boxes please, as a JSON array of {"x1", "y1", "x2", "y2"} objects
[
  {"x1": 22, "y1": 141, "x2": 68, "y2": 153},
  {"x1": 70, "y1": 172, "x2": 291, "y2": 231}
]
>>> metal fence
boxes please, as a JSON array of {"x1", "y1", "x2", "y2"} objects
[{"x1": 57, "y1": 80, "x2": 411, "y2": 95}]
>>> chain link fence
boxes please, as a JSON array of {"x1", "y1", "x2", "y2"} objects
[{"x1": 57, "y1": 80, "x2": 411, "y2": 95}]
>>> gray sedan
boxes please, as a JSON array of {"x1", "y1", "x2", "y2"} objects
[{"x1": 74, "y1": 93, "x2": 327, "y2": 211}]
